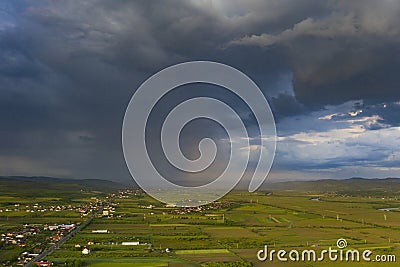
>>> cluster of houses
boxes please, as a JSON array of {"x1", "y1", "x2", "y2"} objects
[
  {"x1": 168, "y1": 201, "x2": 233, "y2": 215},
  {"x1": 0, "y1": 191, "x2": 118, "y2": 266},
  {"x1": 99, "y1": 190, "x2": 138, "y2": 218},
  {"x1": 45, "y1": 223, "x2": 76, "y2": 244},
  {"x1": 0, "y1": 224, "x2": 41, "y2": 247},
  {"x1": 0, "y1": 200, "x2": 103, "y2": 217},
  {"x1": 115, "y1": 189, "x2": 140, "y2": 199},
  {"x1": 17, "y1": 251, "x2": 44, "y2": 266},
  {"x1": 101, "y1": 206, "x2": 115, "y2": 217},
  {"x1": 0, "y1": 223, "x2": 77, "y2": 266}
]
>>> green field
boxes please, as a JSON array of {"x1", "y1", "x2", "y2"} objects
[
  {"x1": 45, "y1": 191, "x2": 399, "y2": 266},
  {"x1": 1, "y1": 178, "x2": 399, "y2": 266}
]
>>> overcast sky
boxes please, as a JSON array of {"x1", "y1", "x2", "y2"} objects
[{"x1": 1, "y1": 0, "x2": 400, "y2": 186}]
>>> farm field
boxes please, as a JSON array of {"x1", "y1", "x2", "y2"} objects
[
  {"x1": 0, "y1": 177, "x2": 117, "y2": 266},
  {"x1": 1, "y1": 177, "x2": 399, "y2": 266},
  {"x1": 47, "y1": 190, "x2": 399, "y2": 266}
]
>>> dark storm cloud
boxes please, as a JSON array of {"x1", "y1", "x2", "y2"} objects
[
  {"x1": 230, "y1": 0, "x2": 400, "y2": 106},
  {"x1": 270, "y1": 93, "x2": 310, "y2": 121},
  {"x1": 1, "y1": 0, "x2": 400, "y2": 181},
  {"x1": 0, "y1": 0, "x2": 318, "y2": 180}
]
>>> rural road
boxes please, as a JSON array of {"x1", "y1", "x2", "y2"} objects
[{"x1": 25, "y1": 206, "x2": 105, "y2": 267}]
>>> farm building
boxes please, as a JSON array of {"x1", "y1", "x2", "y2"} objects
[
  {"x1": 91, "y1": 229, "x2": 108, "y2": 233},
  {"x1": 34, "y1": 261, "x2": 51, "y2": 267},
  {"x1": 121, "y1": 241, "x2": 140, "y2": 246}
]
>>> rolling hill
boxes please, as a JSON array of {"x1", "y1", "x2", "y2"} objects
[
  {"x1": 0, "y1": 176, "x2": 128, "y2": 197},
  {"x1": 263, "y1": 177, "x2": 400, "y2": 196}
]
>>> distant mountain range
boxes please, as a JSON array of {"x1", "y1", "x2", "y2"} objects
[
  {"x1": 263, "y1": 177, "x2": 400, "y2": 195},
  {"x1": 1, "y1": 176, "x2": 399, "y2": 197}
]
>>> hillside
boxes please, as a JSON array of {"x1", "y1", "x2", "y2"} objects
[
  {"x1": 264, "y1": 177, "x2": 400, "y2": 196},
  {"x1": 1, "y1": 176, "x2": 399, "y2": 198},
  {"x1": 0, "y1": 176, "x2": 127, "y2": 197}
]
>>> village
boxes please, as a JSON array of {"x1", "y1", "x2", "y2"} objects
[
  {"x1": 1, "y1": 223, "x2": 76, "y2": 266},
  {"x1": 0, "y1": 189, "x2": 157, "y2": 266},
  {"x1": 0, "y1": 190, "x2": 120, "y2": 267}
]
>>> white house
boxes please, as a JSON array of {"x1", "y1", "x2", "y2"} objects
[
  {"x1": 121, "y1": 241, "x2": 140, "y2": 246},
  {"x1": 82, "y1": 247, "x2": 90, "y2": 255}
]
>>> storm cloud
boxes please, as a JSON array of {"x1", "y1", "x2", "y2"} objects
[
  {"x1": 229, "y1": 1, "x2": 400, "y2": 105},
  {"x1": 1, "y1": 0, "x2": 400, "y2": 184}
]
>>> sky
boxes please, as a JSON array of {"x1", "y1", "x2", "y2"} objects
[{"x1": 1, "y1": 0, "x2": 400, "y2": 186}]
